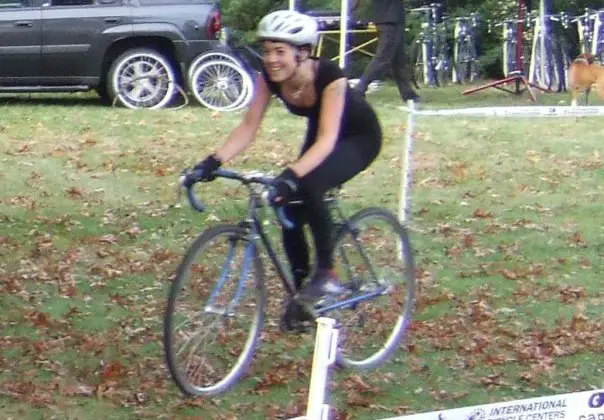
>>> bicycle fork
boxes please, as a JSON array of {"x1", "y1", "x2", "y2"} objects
[{"x1": 204, "y1": 238, "x2": 255, "y2": 317}]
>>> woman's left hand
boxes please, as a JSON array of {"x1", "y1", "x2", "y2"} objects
[{"x1": 270, "y1": 168, "x2": 299, "y2": 205}]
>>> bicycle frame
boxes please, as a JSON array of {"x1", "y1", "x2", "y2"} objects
[{"x1": 198, "y1": 172, "x2": 387, "y2": 319}]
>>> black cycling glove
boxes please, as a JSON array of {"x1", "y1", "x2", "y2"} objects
[
  {"x1": 270, "y1": 168, "x2": 299, "y2": 206},
  {"x1": 184, "y1": 154, "x2": 222, "y2": 187}
]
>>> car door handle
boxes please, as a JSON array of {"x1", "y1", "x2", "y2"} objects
[
  {"x1": 14, "y1": 21, "x2": 33, "y2": 27},
  {"x1": 104, "y1": 17, "x2": 121, "y2": 23}
]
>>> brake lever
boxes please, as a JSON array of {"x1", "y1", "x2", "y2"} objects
[{"x1": 264, "y1": 189, "x2": 294, "y2": 229}]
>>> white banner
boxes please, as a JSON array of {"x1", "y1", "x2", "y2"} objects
[
  {"x1": 382, "y1": 389, "x2": 604, "y2": 420},
  {"x1": 401, "y1": 105, "x2": 604, "y2": 118}
]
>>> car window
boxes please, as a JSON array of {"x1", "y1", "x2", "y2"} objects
[
  {"x1": 50, "y1": 0, "x2": 93, "y2": 5},
  {"x1": 0, "y1": 0, "x2": 28, "y2": 8}
]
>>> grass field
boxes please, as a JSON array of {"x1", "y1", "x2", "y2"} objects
[{"x1": 0, "y1": 83, "x2": 602, "y2": 420}]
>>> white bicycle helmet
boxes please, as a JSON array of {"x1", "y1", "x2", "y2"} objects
[{"x1": 257, "y1": 10, "x2": 319, "y2": 46}]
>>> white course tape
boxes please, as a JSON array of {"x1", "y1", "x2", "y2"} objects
[
  {"x1": 400, "y1": 105, "x2": 604, "y2": 118},
  {"x1": 381, "y1": 389, "x2": 604, "y2": 420}
]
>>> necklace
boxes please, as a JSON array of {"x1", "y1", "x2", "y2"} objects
[{"x1": 290, "y1": 82, "x2": 306, "y2": 99}]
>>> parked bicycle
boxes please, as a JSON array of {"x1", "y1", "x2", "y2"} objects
[
  {"x1": 452, "y1": 13, "x2": 481, "y2": 84},
  {"x1": 529, "y1": 11, "x2": 564, "y2": 91},
  {"x1": 572, "y1": 8, "x2": 597, "y2": 55},
  {"x1": 591, "y1": 9, "x2": 604, "y2": 63},
  {"x1": 555, "y1": 11, "x2": 574, "y2": 92},
  {"x1": 433, "y1": 15, "x2": 454, "y2": 87},
  {"x1": 409, "y1": 3, "x2": 443, "y2": 87},
  {"x1": 489, "y1": 15, "x2": 531, "y2": 79},
  {"x1": 163, "y1": 167, "x2": 416, "y2": 396}
]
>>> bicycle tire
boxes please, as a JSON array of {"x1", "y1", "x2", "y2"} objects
[
  {"x1": 532, "y1": 40, "x2": 554, "y2": 91},
  {"x1": 411, "y1": 39, "x2": 426, "y2": 86},
  {"x1": 502, "y1": 40, "x2": 515, "y2": 77},
  {"x1": 189, "y1": 59, "x2": 254, "y2": 112},
  {"x1": 329, "y1": 207, "x2": 415, "y2": 370},
  {"x1": 435, "y1": 52, "x2": 452, "y2": 87},
  {"x1": 454, "y1": 39, "x2": 476, "y2": 84},
  {"x1": 164, "y1": 224, "x2": 265, "y2": 396},
  {"x1": 187, "y1": 49, "x2": 242, "y2": 91},
  {"x1": 556, "y1": 36, "x2": 572, "y2": 92},
  {"x1": 522, "y1": 41, "x2": 531, "y2": 80}
]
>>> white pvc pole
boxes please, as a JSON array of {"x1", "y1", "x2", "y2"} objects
[
  {"x1": 338, "y1": 0, "x2": 349, "y2": 69},
  {"x1": 399, "y1": 100, "x2": 415, "y2": 224},
  {"x1": 592, "y1": 13, "x2": 602, "y2": 55},
  {"x1": 305, "y1": 317, "x2": 339, "y2": 420},
  {"x1": 539, "y1": 0, "x2": 546, "y2": 88},
  {"x1": 289, "y1": 0, "x2": 296, "y2": 11}
]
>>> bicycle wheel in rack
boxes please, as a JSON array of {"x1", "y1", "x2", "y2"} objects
[
  {"x1": 187, "y1": 49, "x2": 242, "y2": 89},
  {"x1": 553, "y1": 37, "x2": 571, "y2": 92},
  {"x1": 454, "y1": 38, "x2": 478, "y2": 83},
  {"x1": 435, "y1": 51, "x2": 452, "y2": 87},
  {"x1": 532, "y1": 38, "x2": 558, "y2": 91},
  {"x1": 164, "y1": 225, "x2": 265, "y2": 396},
  {"x1": 189, "y1": 59, "x2": 254, "y2": 112},
  {"x1": 502, "y1": 40, "x2": 516, "y2": 77},
  {"x1": 328, "y1": 208, "x2": 415, "y2": 370},
  {"x1": 412, "y1": 39, "x2": 430, "y2": 86}
]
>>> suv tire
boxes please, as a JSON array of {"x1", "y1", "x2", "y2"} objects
[{"x1": 107, "y1": 48, "x2": 177, "y2": 109}]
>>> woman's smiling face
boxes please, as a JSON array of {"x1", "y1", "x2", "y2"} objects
[{"x1": 261, "y1": 40, "x2": 299, "y2": 82}]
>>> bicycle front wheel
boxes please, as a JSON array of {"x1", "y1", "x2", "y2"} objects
[
  {"x1": 163, "y1": 224, "x2": 265, "y2": 396},
  {"x1": 330, "y1": 208, "x2": 415, "y2": 370}
]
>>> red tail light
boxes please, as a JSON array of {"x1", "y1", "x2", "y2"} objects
[{"x1": 206, "y1": 10, "x2": 221, "y2": 39}]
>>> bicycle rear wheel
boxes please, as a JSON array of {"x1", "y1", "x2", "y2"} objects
[
  {"x1": 164, "y1": 224, "x2": 264, "y2": 396},
  {"x1": 412, "y1": 39, "x2": 429, "y2": 86},
  {"x1": 435, "y1": 52, "x2": 452, "y2": 87},
  {"x1": 454, "y1": 39, "x2": 477, "y2": 83},
  {"x1": 502, "y1": 40, "x2": 515, "y2": 77},
  {"x1": 532, "y1": 39, "x2": 558, "y2": 91},
  {"x1": 329, "y1": 208, "x2": 415, "y2": 370}
]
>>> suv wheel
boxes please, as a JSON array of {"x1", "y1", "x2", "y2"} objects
[{"x1": 108, "y1": 48, "x2": 176, "y2": 109}]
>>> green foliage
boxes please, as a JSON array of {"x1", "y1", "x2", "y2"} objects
[{"x1": 220, "y1": 0, "x2": 601, "y2": 78}]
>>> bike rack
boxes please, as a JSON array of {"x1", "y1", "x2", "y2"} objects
[
  {"x1": 462, "y1": 0, "x2": 548, "y2": 101},
  {"x1": 289, "y1": 0, "x2": 378, "y2": 70}
]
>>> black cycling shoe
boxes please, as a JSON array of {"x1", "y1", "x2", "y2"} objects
[{"x1": 279, "y1": 298, "x2": 315, "y2": 333}]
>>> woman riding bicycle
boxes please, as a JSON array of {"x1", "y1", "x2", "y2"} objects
[{"x1": 189, "y1": 10, "x2": 383, "y2": 301}]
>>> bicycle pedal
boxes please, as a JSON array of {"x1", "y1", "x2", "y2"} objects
[{"x1": 280, "y1": 299, "x2": 316, "y2": 333}]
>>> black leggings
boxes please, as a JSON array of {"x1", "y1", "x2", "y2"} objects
[{"x1": 282, "y1": 135, "x2": 381, "y2": 280}]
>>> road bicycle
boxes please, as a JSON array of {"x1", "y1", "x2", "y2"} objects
[
  {"x1": 163, "y1": 168, "x2": 416, "y2": 396},
  {"x1": 591, "y1": 10, "x2": 604, "y2": 63},
  {"x1": 452, "y1": 13, "x2": 481, "y2": 84},
  {"x1": 555, "y1": 11, "x2": 573, "y2": 92},
  {"x1": 529, "y1": 11, "x2": 563, "y2": 91},
  {"x1": 410, "y1": 3, "x2": 443, "y2": 87},
  {"x1": 572, "y1": 8, "x2": 597, "y2": 55},
  {"x1": 494, "y1": 17, "x2": 531, "y2": 79},
  {"x1": 432, "y1": 15, "x2": 454, "y2": 87}
]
